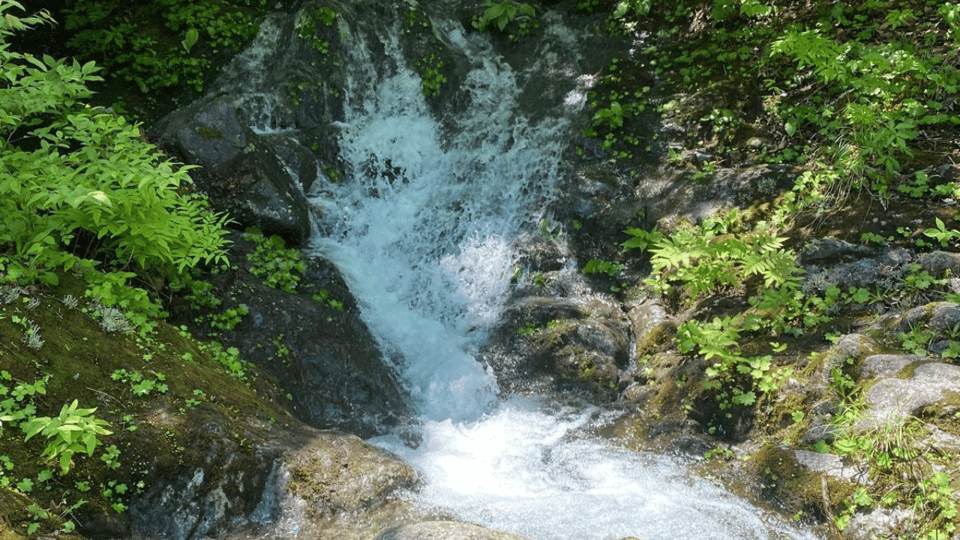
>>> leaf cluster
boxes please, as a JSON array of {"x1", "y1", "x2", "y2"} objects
[
  {"x1": 63, "y1": 0, "x2": 266, "y2": 95},
  {"x1": 22, "y1": 400, "x2": 112, "y2": 475},
  {"x1": 1, "y1": 4, "x2": 231, "y2": 330}
]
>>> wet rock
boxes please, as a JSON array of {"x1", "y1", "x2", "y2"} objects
[
  {"x1": 374, "y1": 521, "x2": 535, "y2": 540},
  {"x1": 133, "y1": 427, "x2": 426, "y2": 540},
  {"x1": 152, "y1": 95, "x2": 315, "y2": 243},
  {"x1": 486, "y1": 296, "x2": 632, "y2": 398},
  {"x1": 284, "y1": 433, "x2": 418, "y2": 518},
  {"x1": 626, "y1": 299, "x2": 674, "y2": 356},
  {"x1": 127, "y1": 411, "x2": 308, "y2": 540},
  {"x1": 172, "y1": 232, "x2": 410, "y2": 437},
  {"x1": 860, "y1": 362, "x2": 960, "y2": 430}
]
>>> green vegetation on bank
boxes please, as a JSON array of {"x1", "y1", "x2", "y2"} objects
[
  {"x1": 62, "y1": 0, "x2": 267, "y2": 108},
  {"x1": 0, "y1": 3, "x2": 277, "y2": 536},
  {"x1": 563, "y1": 0, "x2": 960, "y2": 537}
]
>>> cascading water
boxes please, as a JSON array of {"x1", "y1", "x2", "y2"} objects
[{"x1": 282, "y1": 7, "x2": 822, "y2": 540}]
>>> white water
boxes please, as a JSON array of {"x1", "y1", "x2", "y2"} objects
[{"x1": 304, "y1": 14, "x2": 820, "y2": 540}]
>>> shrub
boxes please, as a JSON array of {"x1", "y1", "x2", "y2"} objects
[{"x1": 0, "y1": 2, "x2": 231, "y2": 327}]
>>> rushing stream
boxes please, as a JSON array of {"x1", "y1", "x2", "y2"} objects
[
  {"x1": 213, "y1": 3, "x2": 826, "y2": 538},
  {"x1": 297, "y1": 11, "x2": 822, "y2": 540}
]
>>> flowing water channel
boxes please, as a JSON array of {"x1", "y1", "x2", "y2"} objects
[{"x1": 228, "y1": 4, "x2": 824, "y2": 539}]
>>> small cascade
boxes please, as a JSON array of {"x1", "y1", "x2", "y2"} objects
[{"x1": 214, "y1": 2, "x2": 824, "y2": 538}]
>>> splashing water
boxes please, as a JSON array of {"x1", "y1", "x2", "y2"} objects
[{"x1": 300, "y1": 13, "x2": 820, "y2": 540}]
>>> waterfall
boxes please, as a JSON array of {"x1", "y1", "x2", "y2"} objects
[{"x1": 221, "y1": 4, "x2": 825, "y2": 539}]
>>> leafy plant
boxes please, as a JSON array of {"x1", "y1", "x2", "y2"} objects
[
  {"x1": 473, "y1": 0, "x2": 539, "y2": 41},
  {"x1": 110, "y1": 369, "x2": 169, "y2": 396},
  {"x1": 22, "y1": 400, "x2": 112, "y2": 475},
  {"x1": 64, "y1": 0, "x2": 264, "y2": 95},
  {"x1": 245, "y1": 227, "x2": 306, "y2": 293},
  {"x1": 1, "y1": 3, "x2": 231, "y2": 331},
  {"x1": 624, "y1": 212, "x2": 801, "y2": 301}
]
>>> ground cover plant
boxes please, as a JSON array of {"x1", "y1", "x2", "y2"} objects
[{"x1": 574, "y1": 0, "x2": 960, "y2": 536}]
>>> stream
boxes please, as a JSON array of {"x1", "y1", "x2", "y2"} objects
[{"x1": 296, "y1": 7, "x2": 822, "y2": 540}]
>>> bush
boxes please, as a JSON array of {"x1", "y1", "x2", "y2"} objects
[{"x1": 0, "y1": 2, "x2": 231, "y2": 324}]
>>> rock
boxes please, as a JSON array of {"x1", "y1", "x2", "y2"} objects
[
  {"x1": 131, "y1": 426, "x2": 425, "y2": 540},
  {"x1": 171, "y1": 231, "x2": 411, "y2": 437},
  {"x1": 817, "y1": 334, "x2": 882, "y2": 385},
  {"x1": 374, "y1": 521, "x2": 535, "y2": 540},
  {"x1": 127, "y1": 411, "x2": 309, "y2": 540},
  {"x1": 858, "y1": 354, "x2": 924, "y2": 379},
  {"x1": 800, "y1": 238, "x2": 876, "y2": 264},
  {"x1": 791, "y1": 450, "x2": 865, "y2": 482},
  {"x1": 284, "y1": 433, "x2": 419, "y2": 517},
  {"x1": 486, "y1": 296, "x2": 632, "y2": 398},
  {"x1": 844, "y1": 507, "x2": 915, "y2": 540},
  {"x1": 919, "y1": 250, "x2": 960, "y2": 277},
  {"x1": 626, "y1": 299, "x2": 674, "y2": 356},
  {"x1": 802, "y1": 247, "x2": 911, "y2": 291},
  {"x1": 860, "y1": 362, "x2": 960, "y2": 430},
  {"x1": 152, "y1": 95, "x2": 315, "y2": 243}
]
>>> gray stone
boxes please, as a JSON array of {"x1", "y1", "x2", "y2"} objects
[
  {"x1": 919, "y1": 250, "x2": 960, "y2": 278},
  {"x1": 792, "y1": 449, "x2": 866, "y2": 482},
  {"x1": 860, "y1": 362, "x2": 960, "y2": 429},
  {"x1": 487, "y1": 296, "x2": 632, "y2": 398},
  {"x1": 626, "y1": 299, "x2": 675, "y2": 356},
  {"x1": 819, "y1": 334, "x2": 882, "y2": 384},
  {"x1": 171, "y1": 231, "x2": 411, "y2": 437},
  {"x1": 152, "y1": 95, "x2": 315, "y2": 243},
  {"x1": 859, "y1": 354, "x2": 924, "y2": 379},
  {"x1": 844, "y1": 507, "x2": 914, "y2": 540}
]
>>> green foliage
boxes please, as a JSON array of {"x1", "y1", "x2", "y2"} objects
[
  {"x1": 0, "y1": 4, "x2": 232, "y2": 332},
  {"x1": 110, "y1": 369, "x2": 169, "y2": 396},
  {"x1": 245, "y1": 227, "x2": 306, "y2": 293},
  {"x1": 765, "y1": 13, "x2": 960, "y2": 199},
  {"x1": 924, "y1": 218, "x2": 960, "y2": 248},
  {"x1": 312, "y1": 289, "x2": 344, "y2": 312},
  {"x1": 624, "y1": 211, "x2": 801, "y2": 300},
  {"x1": 296, "y1": 5, "x2": 337, "y2": 55},
  {"x1": 416, "y1": 54, "x2": 447, "y2": 98},
  {"x1": 22, "y1": 400, "x2": 112, "y2": 475},
  {"x1": 208, "y1": 342, "x2": 246, "y2": 379},
  {"x1": 678, "y1": 316, "x2": 791, "y2": 414},
  {"x1": 209, "y1": 304, "x2": 249, "y2": 331},
  {"x1": 64, "y1": 0, "x2": 265, "y2": 94},
  {"x1": 582, "y1": 258, "x2": 623, "y2": 277},
  {"x1": 473, "y1": 0, "x2": 540, "y2": 41}
]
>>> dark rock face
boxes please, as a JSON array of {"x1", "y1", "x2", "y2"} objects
[
  {"x1": 151, "y1": 95, "x2": 316, "y2": 243},
  {"x1": 126, "y1": 410, "x2": 308, "y2": 540},
  {"x1": 171, "y1": 232, "x2": 411, "y2": 438},
  {"x1": 485, "y1": 294, "x2": 633, "y2": 400},
  {"x1": 127, "y1": 422, "x2": 425, "y2": 540}
]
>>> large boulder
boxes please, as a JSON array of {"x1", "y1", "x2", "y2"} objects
[
  {"x1": 170, "y1": 231, "x2": 411, "y2": 437},
  {"x1": 484, "y1": 294, "x2": 633, "y2": 399},
  {"x1": 151, "y1": 95, "x2": 317, "y2": 243}
]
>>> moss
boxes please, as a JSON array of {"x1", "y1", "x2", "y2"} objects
[
  {"x1": 749, "y1": 443, "x2": 854, "y2": 523},
  {"x1": 197, "y1": 126, "x2": 223, "y2": 139},
  {"x1": 0, "y1": 272, "x2": 293, "y2": 537}
]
